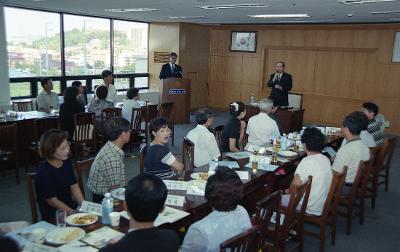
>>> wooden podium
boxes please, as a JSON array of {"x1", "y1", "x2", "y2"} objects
[{"x1": 159, "y1": 77, "x2": 191, "y2": 124}]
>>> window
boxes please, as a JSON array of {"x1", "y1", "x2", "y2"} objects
[
  {"x1": 64, "y1": 15, "x2": 111, "y2": 76},
  {"x1": 135, "y1": 77, "x2": 149, "y2": 88},
  {"x1": 10, "y1": 82, "x2": 31, "y2": 97},
  {"x1": 113, "y1": 21, "x2": 148, "y2": 74},
  {"x1": 5, "y1": 7, "x2": 61, "y2": 77},
  {"x1": 114, "y1": 78, "x2": 130, "y2": 90}
]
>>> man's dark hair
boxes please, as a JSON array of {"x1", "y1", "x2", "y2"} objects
[
  {"x1": 149, "y1": 117, "x2": 169, "y2": 140},
  {"x1": 125, "y1": 173, "x2": 167, "y2": 222},
  {"x1": 350, "y1": 111, "x2": 368, "y2": 131},
  {"x1": 277, "y1": 61, "x2": 285, "y2": 67},
  {"x1": 104, "y1": 117, "x2": 130, "y2": 141},
  {"x1": 63, "y1": 86, "x2": 79, "y2": 104},
  {"x1": 343, "y1": 111, "x2": 366, "y2": 135},
  {"x1": 301, "y1": 127, "x2": 325, "y2": 152},
  {"x1": 40, "y1": 77, "x2": 51, "y2": 88},
  {"x1": 126, "y1": 87, "x2": 139, "y2": 100},
  {"x1": 71, "y1": 80, "x2": 82, "y2": 88},
  {"x1": 39, "y1": 129, "x2": 69, "y2": 160},
  {"x1": 362, "y1": 102, "x2": 379, "y2": 117},
  {"x1": 229, "y1": 101, "x2": 245, "y2": 117},
  {"x1": 205, "y1": 166, "x2": 243, "y2": 211},
  {"x1": 101, "y1": 70, "x2": 113, "y2": 79},
  {"x1": 96, "y1": 85, "x2": 108, "y2": 100},
  {"x1": 0, "y1": 236, "x2": 20, "y2": 252},
  {"x1": 169, "y1": 52, "x2": 177, "y2": 57},
  {"x1": 195, "y1": 108, "x2": 213, "y2": 125}
]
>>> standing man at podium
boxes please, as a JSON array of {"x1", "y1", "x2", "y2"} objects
[
  {"x1": 267, "y1": 61, "x2": 292, "y2": 107},
  {"x1": 159, "y1": 52, "x2": 183, "y2": 79}
]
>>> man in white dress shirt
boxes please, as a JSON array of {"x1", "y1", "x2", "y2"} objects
[
  {"x1": 186, "y1": 108, "x2": 220, "y2": 167},
  {"x1": 36, "y1": 77, "x2": 59, "y2": 112},
  {"x1": 97, "y1": 70, "x2": 117, "y2": 104},
  {"x1": 246, "y1": 98, "x2": 280, "y2": 149}
]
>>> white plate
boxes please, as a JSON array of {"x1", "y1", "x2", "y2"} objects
[
  {"x1": 45, "y1": 227, "x2": 85, "y2": 245},
  {"x1": 278, "y1": 150, "x2": 298, "y2": 158},
  {"x1": 190, "y1": 172, "x2": 209, "y2": 181},
  {"x1": 66, "y1": 213, "x2": 98, "y2": 226},
  {"x1": 110, "y1": 187, "x2": 126, "y2": 200}
]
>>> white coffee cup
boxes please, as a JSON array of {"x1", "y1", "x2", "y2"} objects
[
  {"x1": 31, "y1": 228, "x2": 46, "y2": 243},
  {"x1": 109, "y1": 212, "x2": 120, "y2": 227}
]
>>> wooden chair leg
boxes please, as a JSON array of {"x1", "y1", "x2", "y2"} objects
[
  {"x1": 331, "y1": 212, "x2": 337, "y2": 245},
  {"x1": 371, "y1": 173, "x2": 378, "y2": 209},
  {"x1": 385, "y1": 168, "x2": 389, "y2": 192},
  {"x1": 319, "y1": 224, "x2": 326, "y2": 252},
  {"x1": 359, "y1": 198, "x2": 365, "y2": 225},
  {"x1": 346, "y1": 205, "x2": 353, "y2": 235},
  {"x1": 15, "y1": 161, "x2": 20, "y2": 184}
]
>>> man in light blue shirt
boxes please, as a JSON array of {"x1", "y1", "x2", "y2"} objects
[{"x1": 181, "y1": 166, "x2": 252, "y2": 252}]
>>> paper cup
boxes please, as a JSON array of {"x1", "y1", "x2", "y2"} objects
[{"x1": 109, "y1": 212, "x2": 120, "y2": 227}]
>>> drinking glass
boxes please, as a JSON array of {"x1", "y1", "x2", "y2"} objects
[{"x1": 56, "y1": 210, "x2": 67, "y2": 227}]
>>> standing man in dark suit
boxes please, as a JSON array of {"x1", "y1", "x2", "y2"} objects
[
  {"x1": 159, "y1": 52, "x2": 183, "y2": 79},
  {"x1": 267, "y1": 61, "x2": 292, "y2": 107}
]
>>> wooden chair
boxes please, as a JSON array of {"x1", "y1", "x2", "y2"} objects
[
  {"x1": 303, "y1": 167, "x2": 347, "y2": 252},
  {"x1": 220, "y1": 225, "x2": 261, "y2": 252},
  {"x1": 72, "y1": 112, "x2": 96, "y2": 159},
  {"x1": 159, "y1": 102, "x2": 175, "y2": 146},
  {"x1": 378, "y1": 136, "x2": 397, "y2": 192},
  {"x1": 12, "y1": 99, "x2": 34, "y2": 112},
  {"x1": 26, "y1": 172, "x2": 38, "y2": 223},
  {"x1": 128, "y1": 107, "x2": 146, "y2": 152},
  {"x1": 31, "y1": 117, "x2": 60, "y2": 165},
  {"x1": 182, "y1": 137, "x2": 195, "y2": 170},
  {"x1": 366, "y1": 143, "x2": 387, "y2": 208},
  {"x1": 255, "y1": 190, "x2": 282, "y2": 252},
  {"x1": 0, "y1": 123, "x2": 19, "y2": 183},
  {"x1": 213, "y1": 125, "x2": 224, "y2": 153},
  {"x1": 76, "y1": 157, "x2": 95, "y2": 197},
  {"x1": 101, "y1": 107, "x2": 122, "y2": 122},
  {"x1": 144, "y1": 104, "x2": 158, "y2": 143},
  {"x1": 338, "y1": 160, "x2": 373, "y2": 235}
]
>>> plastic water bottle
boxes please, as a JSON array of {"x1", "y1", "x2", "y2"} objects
[
  {"x1": 102, "y1": 193, "x2": 113, "y2": 225},
  {"x1": 280, "y1": 134, "x2": 287, "y2": 151}
]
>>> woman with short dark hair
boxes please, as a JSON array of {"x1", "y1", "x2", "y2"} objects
[
  {"x1": 142, "y1": 118, "x2": 184, "y2": 179},
  {"x1": 181, "y1": 167, "x2": 251, "y2": 252},
  {"x1": 87, "y1": 85, "x2": 114, "y2": 118},
  {"x1": 221, "y1": 101, "x2": 247, "y2": 152},
  {"x1": 60, "y1": 86, "x2": 85, "y2": 139},
  {"x1": 35, "y1": 129, "x2": 84, "y2": 222},
  {"x1": 71, "y1": 80, "x2": 87, "y2": 105}
]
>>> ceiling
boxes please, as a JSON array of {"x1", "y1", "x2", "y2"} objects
[{"x1": 4, "y1": 0, "x2": 400, "y2": 24}]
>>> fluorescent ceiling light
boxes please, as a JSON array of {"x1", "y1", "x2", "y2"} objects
[
  {"x1": 249, "y1": 14, "x2": 310, "y2": 18},
  {"x1": 169, "y1": 16, "x2": 206, "y2": 19},
  {"x1": 279, "y1": 20, "x2": 334, "y2": 23},
  {"x1": 198, "y1": 3, "x2": 270, "y2": 10},
  {"x1": 338, "y1": 0, "x2": 399, "y2": 4},
  {"x1": 370, "y1": 10, "x2": 400, "y2": 14},
  {"x1": 104, "y1": 8, "x2": 158, "y2": 12}
]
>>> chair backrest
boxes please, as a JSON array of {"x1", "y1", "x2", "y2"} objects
[
  {"x1": 282, "y1": 176, "x2": 312, "y2": 235},
  {"x1": 321, "y1": 167, "x2": 347, "y2": 220},
  {"x1": 255, "y1": 190, "x2": 282, "y2": 246},
  {"x1": 358, "y1": 160, "x2": 374, "y2": 199},
  {"x1": 146, "y1": 104, "x2": 159, "y2": 122},
  {"x1": 348, "y1": 160, "x2": 373, "y2": 201},
  {"x1": 131, "y1": 107, "x2": 146, "y2": 132},
  {"x1": 26, "y1": 172, "x2": 38, "y2": 223},
  {"x1": 76, "y1": 157, "x2": 95, "y2": 196},
  {"x1": 213, "y1": 125, "x2": 224, "y2": 153},
  {"x1": 220, "y1": 225, "x2": 261, "y2": 252},
  {"x1": 383, "y1": 136, "x2": 397, "y2": 169},
  {"x1": 34, "y1": 117, "x2": 60, "y2": 142},
  {"x1": 73, "y1": 112, "x2": 96, "y2": 157},
  {"x1": 101, "y1": 107, "x2": 122, "y2": 122},
  {"x1": 159, "y1": 102, "x2": 174, "y2": 120},
  {"x1": 0, "y1": 123, "x2": 17, "y2": 155},
  {"x1": 12, "y1": 100, "x2": 34, "y2": 112},
  {"x1": 371, "y1": 141, "x2": 387, "y2": 174},
  {"x1": 139, "y1": 145, "x2": 146, "y2": 174},
  {"x1": 182, "y1": 137, "x2": 195, "y2": 170}
]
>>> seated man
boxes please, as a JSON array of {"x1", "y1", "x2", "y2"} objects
[
  {"x1": 286, "y1": 127, "x2": 333, "y2": 216},
  {"x1": 341, "y1": 112, "x2": 376, "y2": 148},
  {"x1": 332, "y1": 112, "x2": 370, "y2": 186},
  {"x1": 36, "y1": 77, "x2": 59, "y2": 112},
  {"x1": 181, "y1": 166, "x2": 252, "y2": 252},
  {"x1": 246, "y1": 98, "x2": 280, "y2": 149},
  {"x1": 361, "y1": 102, "x2": 384, "y2": 146},
  {"x1": 87, "y1": 118, "x2": 130, "y2": 203},
  {"x1": 186, "y1": 108, "x2": 220, "y2": 167},
  {"x1": 100, "y1": 174, "x2": 179, "y2": 252}
]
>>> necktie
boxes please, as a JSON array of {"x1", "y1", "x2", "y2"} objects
[{"x1": 171, "y1": 64, "x2": 175, "y2": 73}]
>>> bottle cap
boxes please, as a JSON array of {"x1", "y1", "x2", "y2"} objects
[{"x1": 104, "y1": 192, "x2": 111, "y2": 198}]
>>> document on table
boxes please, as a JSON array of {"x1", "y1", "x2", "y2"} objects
[
  {"x1": 163, "y1": 180, "x2": 188, "y2": 191},
  {"x1": 80, "y1": 201, "x2": 102, "y2": 216},
  {"x1": 235, "y1": 171, "x2": 249, "y2": 180},
  {"x1": 217, "y1": 161, "x2": 240, "y2": 169},
  {"x1": 58, "y1": 241, "x2": 98, "y2": 252},
  {"x1": 225, "y1": 151, "x2": 251, "y2": 159},
  {"x1": 81, "y1": 227, "x2": 124, "y2": 249},
  {"x1": 120, "y1": 207, "x2": 190, "y2": 227},
  {"x1": 186, "y1": 180, "x2": 206, "y2": 196},
  {"x1": 165, "y1": 194, "x2": 185, "y2": 207},
  {"x1": 22, "y1": 241, "x2": 57, "y2": 252},
  {"x1": 245, "y1": 162, "x2": 278, "y2": 172}
]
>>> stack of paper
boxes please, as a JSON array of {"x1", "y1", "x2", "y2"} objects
[
  {"x1": 58, "y1": 241, "x2": 98, "y2": 252},
  {"x1": 79, "y1": 201, "x2": 102, "y2": 216},
  {"x1": 225, "y1": 152, "x2": 251, "y2": 159},
  {"x1": 163, "y1": 180, "x2": 188, "y2": 190},
  {"x1": 235, "y1": 171, "x2": 249, "y2": 180},
  {"x1": 165, "y1": 194, "x2": 185, "y2": 207},
  {"x1": 120, "y1": 206, "x2": 190, "y2": 227},
  {"x1": 186, "y1": 180, "x2": 206, "y2": 196},
  {"x1": 81, "y1": 227, "x2": 124, "y2": 249},
  {"x1": 217, "y1": 161, "x2": 240, "y2": 169}
]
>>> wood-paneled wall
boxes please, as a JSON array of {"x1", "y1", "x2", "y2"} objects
[{"x1": 207, "y1": 24, "x2": 400, "y2": 134}]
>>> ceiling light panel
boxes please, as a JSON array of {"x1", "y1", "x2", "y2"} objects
[
  {"x1": 198, "y1": 3, "x2": 270, "y2": 10},
  {"x1": 249, "y1": 14, "x2": 310, "y2": 18},
  {"x1": 338, "y1": 0, "x2": 399, "y2": 4},
  {"x1": 104, "y1": 8, "x2": 158, "y2": 12}
]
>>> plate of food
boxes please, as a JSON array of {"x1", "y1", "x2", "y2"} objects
[
  {"x1": 110, "y1": 187, "x2": 126, "y2": 200},
  {"x1": 45, "y1": 227, "x2": 85, "y2": 245},
  {"x1": 278, "y1": 150, "x2": 298, "y2": 158},
  {"x1": 190, "y1": 172, "x2": 209, "y2": 181},
  {"x1": 66, "y1": 213, "x2": 98, "y2": 226}
]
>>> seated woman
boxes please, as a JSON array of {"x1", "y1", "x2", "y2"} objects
[
  {"x1": 143, "y1": 118, "x2": 183, "y2": 179},
  {"x1": 122, "y1": 87, "x2": 141, "y2": 122},
  {"x1": 181, "y1": 166, "x2": 252, "y2": 252},
  {"x1": 71, "y1": 80, "x2": 87, "y2": 106},
  {"x1": 87, "y1": 85, "x2": 114, "y2": 118},
  {"x1": 221, "y1": 101, "x2": 246, "y2": 152},
  {"x1": 283, "y1": 127, "x2": 333, "y2": 216},
  {"x1": 35, "y1": 129, "x2": 84, "y2": 222},
  {"x1": 59, "y1": 86, "x2": 85, "y2": 140}
]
